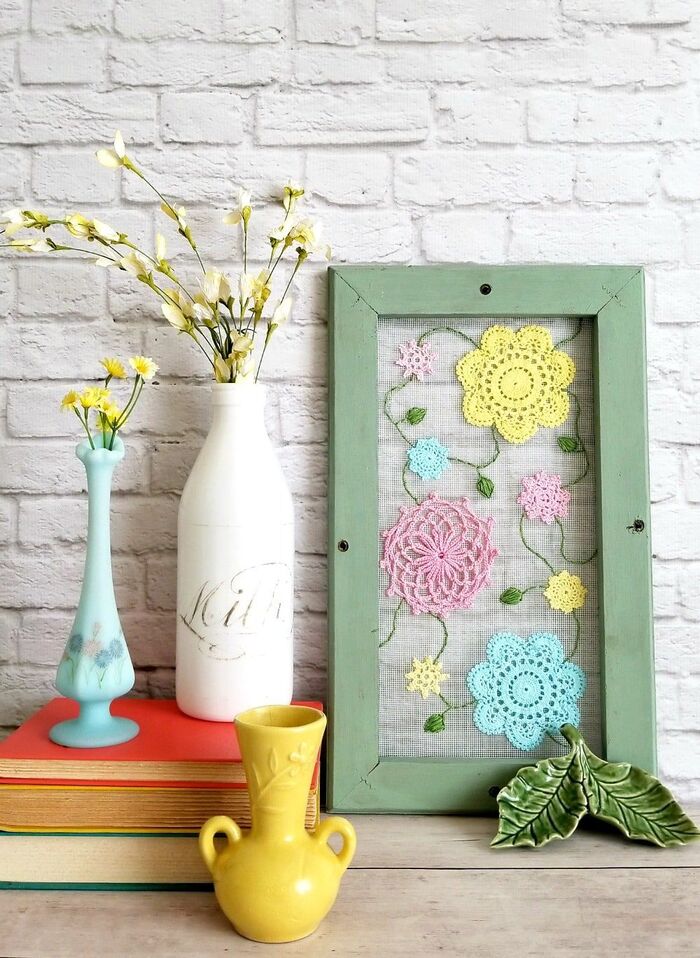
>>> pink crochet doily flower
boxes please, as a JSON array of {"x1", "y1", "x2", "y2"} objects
[
  {"x1": 517, "y1": 471, "x2": 570, "y2": 524},
  {"x1": 380, "y1": 492, "x2": 498, "y2": 617},
  {"x1": 395, "y1": 340, "x2": 437, "y2": 381}
]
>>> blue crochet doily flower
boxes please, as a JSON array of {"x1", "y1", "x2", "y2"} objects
[
  {"x1": 466, "y1": 631, "x2": 585, "y2": 751},
  {"x1": 407, "y1": 437, "x2": 449, "y2": 480}
]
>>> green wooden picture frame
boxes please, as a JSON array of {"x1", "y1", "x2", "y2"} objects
[{"x1": 327, "y1": 264, "x2": 655, "y2": 814}]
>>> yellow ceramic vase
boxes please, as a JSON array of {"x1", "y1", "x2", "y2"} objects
[{"x1": 199, "y1": 704, "x2": 356, "y2": 943}]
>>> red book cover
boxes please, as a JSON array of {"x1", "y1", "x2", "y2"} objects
[{"x1": 0, "y1": 698, "x2": 323, "y2": 788}]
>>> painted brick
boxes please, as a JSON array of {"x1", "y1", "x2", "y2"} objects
[
  {"x1": 296, "y1": 0, "x2": 374, "y2": 45},
  {"x1": 653, "y1": 269, "x2": 700, "y2": 324},
  {"x1": 31, "y1": 0, "x2": 111, "y2": 33},
  {"x1": 436, "y1": 91, "x2": 525, "y2": 144},
  {"x1": 307, "y1": 151, "x2": 391, "y2": 206},
  {"x1": 0, "y1": 442, "x2": 149, "y2": 493},
  {"x1": 679, "y1": 564, "x2": 700, "y2": 621},
  {"x1": 649, "y1": 387, "x2": 700, "y2": 445},
  {"x1": 145, "y1": 554, "x2": 176, "y2": 611},
  {"x1": 0, "y1": 667, "x2": 58, "y2": 726},
  {"x1": 257, "y1": 90, "x2": 430, "y2": 145},
  {"x1": 683, "y1": 215, "x2": 700, "y2": 268},
  {"x1": 575, "y1": 151, "x2": 657, "y2": 204},
  {"x1": 377, "y1": 0, "x2": 556, "y2": 41},
  {"x1": 509, "y1": 211, "x2": 681, "y2": 264},
  {"x1": 115, "y1": 0, "x2": 222, "y2": 39},
  {"x1": 649, "y1": 446, "x2": 681, "y2": 503},
  {"x1": 0, "y1": 42, "x2": 14, "y2": 90},
  {"x1": 294, "y1": 48, "x2": 385, "y2": 85},
  {"x1": 222, "y1": 0, "x2": 290, "y2": 43},
  {"x1": 109, "y1": 42, "x2": 285, "y2": 87},
  {"x1": 422, "y1": 211, "x2": 510, "y2": 263},
  {"x1": 562, "y1": 0, "x2": 691, "y2": 24},
  {"x1": 0, "y1": 322, "x2": 143, "y2": 380},
  {"x1": 686, "y1": 450, "x2": 700, "y2": 502},
  {"x1": 0, "y1": 92, "x2": 156, "y2": 145},
  {"x1": 0, "y1": 611, "x2": 19, "y2": 664},
  {"x1": 16, "y1": 261, "x2": 106, "y2": 318},
  {"x1": 652, "y1": 501, "x2": 700, "y2": 560},
  {"x1": 0, "y1": 496, "x2": 16, "y2": 545},
  {"x1": 32, "y1": 149, "x2": 117, "y2": 203},
  {"x1": 19, "y1": 38, "x2": 105, "y2": 84},
  {"x1": 662, "y1": 147, "x2": 700, "y2": 201},
  {"x1": 529, "y1": 91, "x2": 698, "y2": 144},
  {"x1": 652, "y1": 562, "x2": 678, "y2": 618},
  {"x1": 396, "y1": 151, "x2": 574, "y2": 206},
  {"x1": 326, "y1": 209, "x2": 413, "y2": 263},
  {"x1": 161, "y1": 92, "x2": 248, "y2": 145},
  {"x1": 0, "y1": 551, "x2": 143, "y2": 609},
  {"x1": 0, "y1": 149, "x2": 28, "y2": 201},
  {"x1": 18, "y1": 495, "x2": 178, "y2": 554}
]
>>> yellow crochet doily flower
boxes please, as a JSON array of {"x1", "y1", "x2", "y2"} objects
[
  {"x1": 544, "y1": 571, "x2": 587, "y2": 614},
  {"x1": 455, "y1": 325, "x2": 576, "y2": 444},
  {"x1": 404, "y1": 656, "x2": 449, "y2": 700}
]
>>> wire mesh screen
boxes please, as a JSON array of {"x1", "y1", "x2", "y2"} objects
[{"x1": 377, "y1": 316, "x2": 601, "y2": 760}]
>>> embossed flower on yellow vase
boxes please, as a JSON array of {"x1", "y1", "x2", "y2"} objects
[
  {"x1": 544, "y1": 571, "x2": 587, "y2": 614},
  {"x1": 455, "y1": 325, "x2": 576, "y2": 444}
]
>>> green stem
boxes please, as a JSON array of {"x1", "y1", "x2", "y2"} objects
[
  {"x1": 113, "y1": 377, "x2": 143, "y2": 431},
  {"x1": 564, "y1": 391, "x2": 589, "y2": 488},
  {"x1": 401, "y1": 460, "x2": 419, "y2": 504},
  {"x1": 438, "y1": 693, "x2": 473, "y2": 714},
  {"x1": 554, "y1": 318, "x2": 583, "y2": 348},
  {"x1": 379, "y1": 599, "x2": 404, "y2": 648},
  {"x1": 566, "y1": 611, "x2": 581, "y2": 661},
  {"x1": 74, "y1": 407, "x2": 94, "y2": 448},
  {"x1": 417, "y1": 326, "x2": 478, "y2": 349},
  {"x1": 254, "y1": 325, "x2": 274, "y2": 383},
  {"x1": 519, "y1": 512, "x2": 555, "y2": 574},
  {"x1": 450, "y1": 426, "x2": 501, "y2": 472},
  {"x1": 555, "y1": 518, "x2": 597, "y2": 565},
  {"x1": 133, "y1": 168, "x2": 206, "y2": 273},
  {"x1": 383, "y1": 381, "x2": 411, "y2": 444},
  {"x1": 430, "y1": 614, "x2": 449, "y2": 662}
]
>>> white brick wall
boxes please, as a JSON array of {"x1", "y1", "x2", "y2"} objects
[{"x1": 0, "y1": 1, "x2": 699, "y2": 799}]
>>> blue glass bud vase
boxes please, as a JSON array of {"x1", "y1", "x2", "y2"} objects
[{"x1": 49, "y1": 433, "x2": 139, "y2": 748}]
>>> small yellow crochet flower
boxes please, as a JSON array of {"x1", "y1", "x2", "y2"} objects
[
  {"x1": 129, "y1": 355, "x2": 158, "y2": 380},
  {"x1": 405, "y1": 656, "x2": 449, "y2": 700},
  {"x1": 100, "y1": 357, "x2": 127, "y2": 379},
  {"x1": 544, "y1": 571, "x2": 587, "y2": 614},
  {"x1": 60, "y1": 390, "x2": 80, "y2": 410},
  {"x1": 79, "y1": 386, "x2": 110, "y2": 409},
  {"x1": 455, "y1": 325, "x2": 576, "y2": 444}
]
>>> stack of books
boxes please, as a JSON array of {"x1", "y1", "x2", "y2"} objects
[{"x1": 0, "y1": 698, "x2": 321, "y2": 888}]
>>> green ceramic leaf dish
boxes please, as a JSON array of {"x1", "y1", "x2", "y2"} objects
[{"x1": 492, "y1": 724, "x2": 700, "y2": 849}]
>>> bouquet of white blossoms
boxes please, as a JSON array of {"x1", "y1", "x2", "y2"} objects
[{"x1": 0, "y1": 131, "x2": 330, "y2": 383}]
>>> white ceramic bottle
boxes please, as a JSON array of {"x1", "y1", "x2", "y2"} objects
[{"x1": 176, "y1": 384, "x2": 294, "y2": 721}]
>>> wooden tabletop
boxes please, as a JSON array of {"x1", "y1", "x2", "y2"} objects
[{"x1": 1, "y1": 814, "x2": 699, "y2": 957}]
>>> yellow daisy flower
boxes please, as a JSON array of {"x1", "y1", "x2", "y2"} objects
[
  {"x1": 129, "y1": 355, "x2": 158, "y2": 380},
  {"x1": 100, "y1": 402, "x2": 122, "y2": 426},
  {"x1": 100, "y1": 357, "x2": 127, "y2": 379},
  {"x1": 544, "y1": 571, "x2": 587, "y2": 614},
  {"x1": 79, "y1": 386, "x2": 110, "y2": 409},
  {"x1": 455, "y1": 325, "x2": 576, "y2": 444},
  {"x1": 60, "y1": 390, "x2": 80, "y2": 410},
  {"x1": 404, "y1": 656, "x2": 449, "y2": 700}
]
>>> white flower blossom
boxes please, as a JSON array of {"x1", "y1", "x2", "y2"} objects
[
  {"x1": 120, "y1": 251, "x2": 151, "y2": 279},
  {"x1": 271, "y1": 297, "x2": 293, "y2": 326},
  {"x1": 222, "y1": 187, "x2": 252, "y2": 226},
  {"x1": 92, "y1": 219, "x2": 120, "y2": 242}
]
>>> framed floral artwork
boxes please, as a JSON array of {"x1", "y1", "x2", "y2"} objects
[{"x1": 327, "y1": 265, "x2": 655, "y2": 813}]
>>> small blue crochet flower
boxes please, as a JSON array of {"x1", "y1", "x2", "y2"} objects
[
  {"x1": 407, "y1": 437, "x2": 449, "y2": 481},
  {"x1": 467, "y1": 631, "x2": 585, "y2": 752}
]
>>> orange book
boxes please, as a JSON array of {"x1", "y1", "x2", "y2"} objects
[{"x1": 0, "y1": 698, "x2": 322, "y2": 787}]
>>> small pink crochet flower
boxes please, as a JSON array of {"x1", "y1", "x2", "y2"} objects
[
  {"x1": 380, "y1": 492, "x2": 498, "y2": 617},
  {"x1": 395, "y1": 340, "x2": 437, "y2": 381},
  {"x1": 517, "y1": 471, "x2": 570, "y2": 524}
]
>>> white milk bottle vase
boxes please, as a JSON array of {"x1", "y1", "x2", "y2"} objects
[{"x1": 176, "y1": 383, "x2": 294, "y2": 720}]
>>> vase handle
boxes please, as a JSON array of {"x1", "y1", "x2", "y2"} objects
[
  {"x1": 199, "y1": 815, "x2": 242, "y2": 876},
  {"x1": 313, "y1": 816, "x2": 357, "y2": 873}
]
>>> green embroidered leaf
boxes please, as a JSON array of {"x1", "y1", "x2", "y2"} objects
[
  {"x1": 558, "y1": 436, "x2": 579, "y2": 453},
  {"x1": 574, "y1": 730, "x2": 700, "y2": 847},
  {"x1": 476, "y1": 475, "x2": 494, "y2": 498},
  {"x1": 424, "y1": 713, "x2": 445, "y2": 733},
  {"x1": 500, "y1": 587, "x2": 523, "y2": 606},
  {"x1": 491, "y1": 745, "x2": 587, "y2": 848},
  {"x1": 405, "y1": 406, "x2": 427, "y2": 425}
]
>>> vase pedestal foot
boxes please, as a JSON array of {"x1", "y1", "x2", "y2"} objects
[{"x1": 49, "y1": 702, "x2": 139, "y2": 748}]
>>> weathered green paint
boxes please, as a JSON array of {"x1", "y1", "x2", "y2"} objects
[{"x1": 328, "y1": 265, "x2": 655, "y2": 814}]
